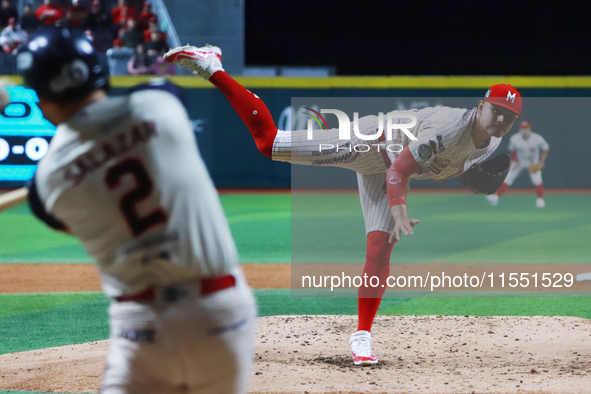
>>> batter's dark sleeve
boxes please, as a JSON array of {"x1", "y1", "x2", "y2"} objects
[{"x1": 27, "y1": 175, "x2": 68, "y2": 232}]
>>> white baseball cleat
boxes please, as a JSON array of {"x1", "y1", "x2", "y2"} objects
[
  {"x1": 536, "y1": 198, "x2": 545, "y2": 208},
  {"x1": 163, "y1": 45, "x2": 224, "y2": 80},
  {"x1": 486, "y1": 194, "x2": 499, "y2": 206},
  {"x1": 349, "y1": 330, "x2": 378, "y2": 366}
]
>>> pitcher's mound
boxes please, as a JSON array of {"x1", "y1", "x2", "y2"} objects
[{"x1": 1, "y1": 315, "x2": 590, "y2": 393}]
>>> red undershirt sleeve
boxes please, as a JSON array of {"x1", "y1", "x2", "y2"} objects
[{"x1": 387, "y1": 147, "x2": 422, "y2": 208}]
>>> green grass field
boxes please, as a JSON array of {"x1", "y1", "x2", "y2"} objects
[
  {"x1": 292, "y1": 192, "x2": 591, "y2": 263},
  {"x1": 0, "y1": 192, "x2": 589, "y2": 364},
  {"x1": 0, "y1": 194, "x2": 291, "y2": 264},
  {"x1": 2, "y1": 192, "x2": 589, "y2": 264}
]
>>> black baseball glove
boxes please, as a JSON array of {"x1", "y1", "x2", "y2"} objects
[{"x1": 460, "y1": 153, "x2": 511, "y2": 195}]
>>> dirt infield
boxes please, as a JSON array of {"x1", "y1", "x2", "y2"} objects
[
  {"x1": 0, "y1": 263, "x2": 291, "y2": 293},
  {"x1": 1, "y1": 315, "x2": 590, "y2": 393},
  {"x1": 1, "y1": 264, "x2": 591, "y2": 394}
]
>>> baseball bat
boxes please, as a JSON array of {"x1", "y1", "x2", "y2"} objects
[{"x1": 0, "y1": 187, "x2": 28, "y2": 212}]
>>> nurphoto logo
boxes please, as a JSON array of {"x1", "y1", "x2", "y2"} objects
[{"x1": 305, "y1": 109, "x2": 418, "y2": 153}]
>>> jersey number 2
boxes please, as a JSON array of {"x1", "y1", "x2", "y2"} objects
[{"x1": 105, "y1": 158, "x2": 167, "y2": 236}]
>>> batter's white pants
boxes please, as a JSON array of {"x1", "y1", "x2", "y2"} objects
[
  {"x1": 273, "y1": 126, "x2": 396, "y2": 234},
  {"x1": 504, "y1": 161, "x2": 543, "y2": 187},
  {"x1": 101, "y1": 266, "x2": 257, "y2": 394}
]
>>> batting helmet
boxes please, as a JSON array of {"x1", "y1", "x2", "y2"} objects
[{"x1": 16, "y1": 26, "x2": 108, "y2": 103}]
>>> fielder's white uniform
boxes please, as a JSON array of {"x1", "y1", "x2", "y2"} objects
[
  {"x1": 29, "y1": 90, "x2": 257, "y2": 394},
  {"x1": 273, "y1": 106, "x2": 500, "y2": 234},
  {"x1": 504, "y1": 132, "x2": 549, "y2": 186}
]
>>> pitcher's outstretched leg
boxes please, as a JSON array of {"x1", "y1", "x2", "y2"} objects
[{"x1": 164, "y1": 45, "x2": 278, "y2": 157}]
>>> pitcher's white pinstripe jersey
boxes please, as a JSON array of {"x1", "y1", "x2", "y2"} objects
[
  {"x1": 273, "y1": 106, "x2": 500, "y2": 182},
  {"x1": 272, "y1": 105, "x2": 502, "y2": 234},
  {"x1": 406, "y1": 106, "x2": 500, "y2": 181},
  {"x1": 272, "y1": 114, "x2": 387, "y2": 176}
]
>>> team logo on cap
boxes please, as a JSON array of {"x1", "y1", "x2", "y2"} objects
[{"x1": 506, "y1": 91, "x2": 516, "y2": 103}]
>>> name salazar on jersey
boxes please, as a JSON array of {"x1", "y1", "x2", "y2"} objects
[{"x1": 63, "y1": 121, "x2": 158, "y2": 185}]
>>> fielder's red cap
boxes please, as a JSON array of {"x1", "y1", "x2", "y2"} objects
[
  {"x1": 483, "y1": 84, "x2": 522, "y2": 117},
  {"x1": 519, "y1": 120, "x2": 531, "y2": 129}
]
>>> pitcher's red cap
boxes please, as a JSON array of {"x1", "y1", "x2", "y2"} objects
[
  {"x1": 483, "y1": 84, "x2": 522, "y2": 117},
  {"x1": 519, "y1": 120, "x2": 531, "y2": 129}
]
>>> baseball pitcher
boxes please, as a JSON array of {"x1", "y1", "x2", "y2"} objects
[
  {"x1": 17, "y1": 27, "x2": 257, "y2": 394},
  {"x1": 164, "y1": 44, "x2": 521, "y2": 366},
  {"x1": 486, "y1": 120, "x2": 549, "y2": 208}
]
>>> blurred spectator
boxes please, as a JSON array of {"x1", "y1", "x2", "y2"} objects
[
  {"x1": 0, "y1": 17, "x2": 27, "y2": 53},
  {"x1": 85, "y1": 0, "x2": 114, "y2": 51},
  {"x1": 137, "y1": 1, "x2": 154, "y2": 31},
  {"x1": 127, "y1": 51, "x2": 175, "y2": 76},
  {"x1": 120, "y1": 17, "x2": 143, "y2": 48},
  {"x1": 111, "y1": 0, "x2": 135, "y2": 30},
  {"x1": 106, "y1": 37, "x2": 134, "y2": 75},
  {"x1": 143, "y1": 16, "x2": 165, "y2": 43},
  {"x1": 85, "y1": 0, "x2": 113, "y2": 30},
  {"x1": 35, "y1": 0, "x2": 63, "y2": 26},
  {"x1": 85, "y1": 28, "x2": 105, "y2": 52},
  {"x1": 127, "y1": 43, "x2": 151, "y2": 75},
  {"x1": 148, "y1": 56, "x2": 175, "y2": 75},
  {"x1": 144, "y1": 29, "x2": 167, "y2": 55},
  {"x1": 66, "y1": 0, "x2": 89, "y2": 28},
  {"x1": 20, "y1": 3, "x2": 42, "y2": 33},
  {"x1": 0, "y1": 0, "x2": 18, "y2": 29}
]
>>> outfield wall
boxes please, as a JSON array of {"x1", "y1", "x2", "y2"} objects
[{"x1": 2, "y1": 75, "x2": 591, "y2": 189}]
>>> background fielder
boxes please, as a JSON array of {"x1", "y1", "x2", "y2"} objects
[
  {"x1": 18, "y1": 26, "x2": 256, "y2": 394},
  {"x1": 164, "y1": 44, "x2": 521, "y2": 367},
  {"x1": 487, "y1": 120, "x2": 549, "y2": 208}
]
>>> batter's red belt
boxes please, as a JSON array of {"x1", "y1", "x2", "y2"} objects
[{"x1": 114, "y1": 274, "x2": 236, "y2": 303}]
